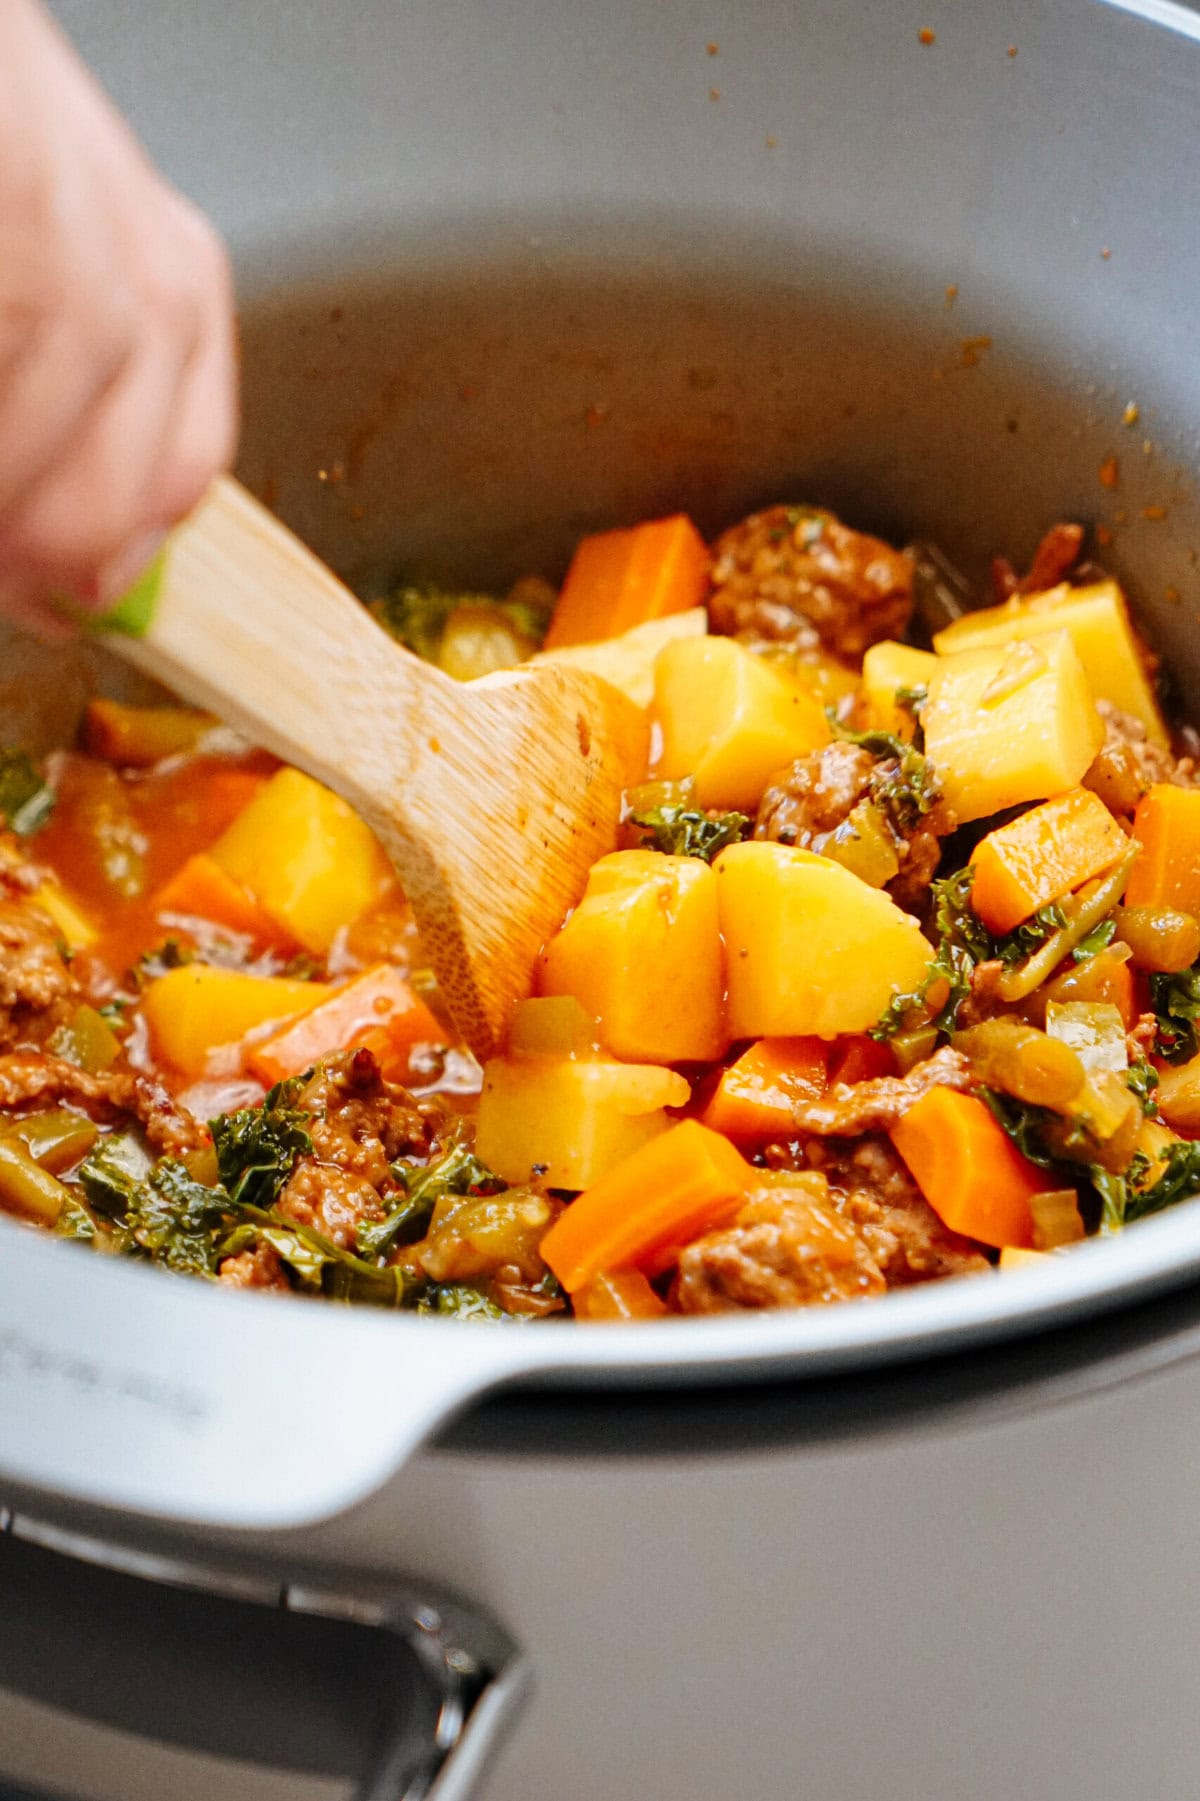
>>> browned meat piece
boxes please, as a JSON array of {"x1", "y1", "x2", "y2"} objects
[
  {"x1": 806, "y1": 1135, "x2": 990, "y2": 1285},
  {"x1": 674, "y1": 1184, "x2": 887, "y2": 1313},
  {"x1": 952, "y1": 958, "x2": 1008, "y2": 1030},
  {"x1": 116, "y1": 1075, "x2": 209, "y2": 1154},
  {"x1": 890, "y1": 822, "x2": 945, "y2": 916},
  {"x1": 1127, "y1": 1011, "x2": 1158, "y2": 1061},
  {"x1": 493, "y1": 1263, "x2": 568, "y2": 1316},
  {"x1": 1084, "y1": 699, "x2": 1196, "y2": 819},
  {"x1": 218, "y1": 1240, "x2": 290, "y2": 1291},
  {"x1": 0, "y1": 899, "x2": 80, "y2": 1049},
  {"x1": 264, "y1": 1049, "x2": 443, "y2": 1254},
  {"x1": 756, "y1": 741, "x2": 875, "y2": 841},
  {"x1": 0, "y1": 835, "x2": 45, "y2": 897},
  {"x1": 276, "y1": 1159, "x2": 385, "y2": 1250},
  {"x1": 754, "y1": 741, "x2": 954, "y2": 914},
  {"x1": 709, "y1": 505, "x2": 914, "y2": 661},
  {"x1": 294, "y1": 1047, "x2": 440, "y2": 1186},
  {"x1": 991, "y1": 521, "x2": 1085, "y2": 602},
  {"x1": 789, "y1": 1047, "x2": 972, "y2": 1137},
  {"x1": 0, "y1": 1052, "x2": 204, "y2": 1153}
]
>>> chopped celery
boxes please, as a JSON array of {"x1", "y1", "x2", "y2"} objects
[
  {"x1": 0, "y1": 1109, "x2": 99, "y2": 1174},
  {"x1": 0, "y1": 1138, "x2": 70, "y2": 1224},
  {"x1": 48, "y1": 1005, "x2": 122, "y2": 1075}
]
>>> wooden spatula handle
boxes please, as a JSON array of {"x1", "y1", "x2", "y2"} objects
[
  {"x1": 103, "y1": 477, "x2": 646, "y2": 1058},
  {"x1": 114, "y1": 475, "x2": 455, "y2": 799}
]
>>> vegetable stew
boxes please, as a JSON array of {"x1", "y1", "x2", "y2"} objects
[{"x1": 2, "y1": 502, "x2": 1198, "y2": 1321}]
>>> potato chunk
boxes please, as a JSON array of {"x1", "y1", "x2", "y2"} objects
[
  {"x1": 531, "y1": 608, "x2": 706, "y2": 708},
  {"x1": 141, "y1": 966, "x2": 332, "y2": 1077},
  {"x1": 652, "y1": 636, "x2": 830, "y2": 810},
  {"x1": 861, "y1": 640, "x2": 938, "y2": 739},
  {"x1": 932, "y1": 580, "x2": 1167, "y2": 748},
  {"x1": 475, "y1": 1055, "x2": 689, "y2": 1190},
  {"x1": 713, "y1": 841, "x2": 931, "y2": 1039},
  {"x1": 923, "y1": 631, "x2": 1103, "y2": 824},
  {"x1": 537, "y1": 850, "x2": 726, "y2": 1063},
  {"x1": 210, "y1": 768, "x2": 392, "y2": 954}
]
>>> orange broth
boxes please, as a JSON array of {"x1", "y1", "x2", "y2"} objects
[{"x1": 35, "y1": 747, "x2": 453, "y2": 1105}]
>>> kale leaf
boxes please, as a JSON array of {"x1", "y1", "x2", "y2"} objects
[
  {"x1": 827, "y1": 712, "x2": 938, "y2": 837},
  {"x1": 62, "y1": 1081, "x2": 525, "y2": 1316},
  {"x1": 979, "y1": 1088, "x2": 1127, "y2": 1232},
  {"x1": 368, "y1": 584, "x2": 459, "y2": 662},
  {"x1": 73, "y1": 1141, "x2": 230, "y2": 1272},
  {"x1": 1072, "y1": 919, "x2": 1117, "y2": 963},
  {"x1": 368, "y1": 582, "x2": 551, "y2": 666},
  {"x1": 1125, "y1": 1140, "x2": 1200, "y2": 1224},
  {"x1": 132, "y1": 939, "x2": 195, "y2": 987},
  {"x1": 124, "y1": 1160, "x2": 233, "y2": 1276},
  {"x1": 872, "y1": 866, "x2": 1060, "y2": 1042},
  {"x1": 416, "y1": 1283, "x2": 511, "y2": 1321},
  {"x1": 628, "y1": 804, "x2": 751, "y2": 863},
  {"x1": 895, "y1": 683, "x2": 929, "y2": 711},
  {"x1": 933, "y1": 864, "x2": 993, "y2": 963},
  {"x1": 1126, "y1": 1053, "x2": 1160, "y2": 1117},
  {"x1": 935, "y1": 865, "x2": 1066, "y2": 969},
  {"x1": 994, "y1": 903, "x2": 1068, "y2": 968},
  {"x1": 210, "y1": 1076, "x2": 313, "y2": 1209},
  {"x1": 54, "y1": 1193, "x2": 102, "y2": 1244},
  {"x1": 357, "y1": 1128, "x2": 505, "y2": 1260},
  {"x1": 978, "y1": 1089, "x2": 1066, "y2": 1170},
  {"x1": 1149, "y1": 966, "x2": 1200, "y2": 1064},
  {"x1": 870, "y1": 942, "x2": 973, "y2": 1043},
  {"x1": 229, "y1": 1208, "x2": 416, "y2": 1307},
  {"x1": 0, "y1": 749, "x2": 55, "y2": 837},
  {"x1": 76, "y1": 1132, "x2": 155, "y2": 1216}
]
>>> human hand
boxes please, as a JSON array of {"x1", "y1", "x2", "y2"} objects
[{"x1": 0, "y1": 0, "x2": 237, "y2": 635}]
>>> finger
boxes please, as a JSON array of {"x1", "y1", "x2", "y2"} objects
[
  {"x1": 140, "y1": 223, "x2": 238, "y2": 532},
  {"x1": 0, "y1": 312, "x2": 196, "y2": 592},
  {"x1": 0, "y1": 304, "x2": 135, "y2": 521}
]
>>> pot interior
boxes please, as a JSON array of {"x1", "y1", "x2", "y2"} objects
[
  {"x1": 6, "y1": 216, "x2": 1200, "y2": 1334},
  {"x1": 231, "y1": 215, "x2": 1200, "y2": 696}
]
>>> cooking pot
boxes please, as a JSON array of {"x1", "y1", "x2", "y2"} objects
[{"x1": 3, "y1": 0, "x2": 1200, "y2": 1795}]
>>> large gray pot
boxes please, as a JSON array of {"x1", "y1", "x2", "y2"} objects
[{"x1": 2, "y1": 2, "x2": 1200, "y2": 1798}]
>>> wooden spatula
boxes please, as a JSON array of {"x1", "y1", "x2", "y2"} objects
[{"x1": 103, "y1": 477, "x2": 648, "y2": 1060}]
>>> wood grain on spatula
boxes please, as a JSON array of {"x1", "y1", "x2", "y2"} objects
[{"x1": 108, "y1": 477, "x2": 649, "y2": 1059}]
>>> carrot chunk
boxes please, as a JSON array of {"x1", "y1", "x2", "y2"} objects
[
  {"x1": 543, "y1": 514, "x2": 709, "y2": 649},
  {"x1": 970, "y1": 788, "x2": 1128, "y2": 935},
  {"x1": 248, "y1": 964, "x2": 448, "y2": 1085},
  {"x1": 539, "y1": 1119, "x2": 752, "y2": 1293},
  {"x1": 826, "y1": 1034, "x2": 896, "y2": 1087},
  {"x1": 699, "y1": 1038, "x2": 827, "y2": 1142},
  {"x1": 152, "y1": 853, "x2": 294, "y2": 949},
  {"x1": 1126, "y1": 784, "x2": 1200, "y2": 914},
  {"x1": 890, "y1": 1087, "x2": 1055, "y2": 1249}
]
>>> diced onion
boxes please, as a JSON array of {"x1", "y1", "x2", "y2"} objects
[
  {"x1": 1044, "y1": 1000, "x2": 1128, "y2": 1074},
  {"x1": 1029, "y1": 1188, "x2": 1086, "y2": 1250}
]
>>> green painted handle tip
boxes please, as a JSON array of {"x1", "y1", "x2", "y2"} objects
[
  {"x1": 90, "y1": 549, "x2": 166, "y2": 637},
  {"x1": 54, "y1": 548, "x2": 166, "y2": 638}
]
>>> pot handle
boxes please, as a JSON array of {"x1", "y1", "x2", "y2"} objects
[
  {"x1": 0, "y1": 1223, "x2": 543, "y2": 1531},
  {"x1": 0, "y1": 1513, "x2": 529, "y2": 1801}
]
